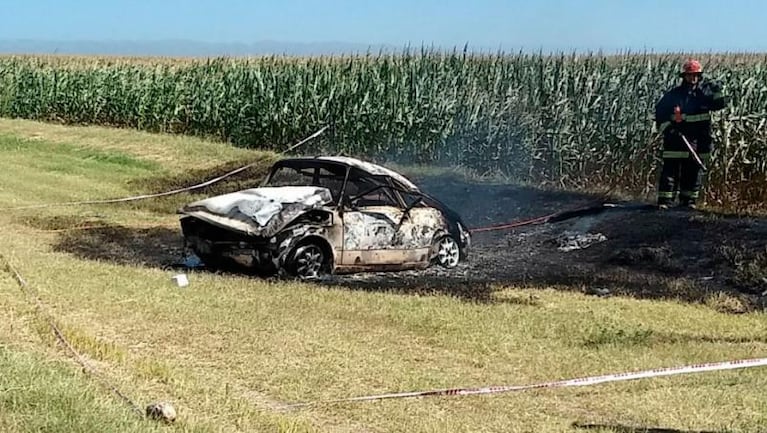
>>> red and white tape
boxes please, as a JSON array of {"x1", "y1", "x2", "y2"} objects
[{"x1": 283, "y1": 356, "x2": 767, "y2": 409}]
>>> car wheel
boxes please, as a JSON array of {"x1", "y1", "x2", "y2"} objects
[
  {"x1": 434, "y1": 235, "x2": 460, "y2": 268},
  {"x1": 288, "y1": 243, "x2": 327, "y2": 280}
]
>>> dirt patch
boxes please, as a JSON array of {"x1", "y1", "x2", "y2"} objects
[
  {"x1": 15, "y1": 214, "x2": 109, "y2": 231},
  {"x1": 52, "y1": 225, "x2": 183, "y2": 269}
]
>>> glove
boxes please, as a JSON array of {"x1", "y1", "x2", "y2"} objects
[
  {"x1": 700, "y1": 80, "x2": 722, "y2": 97},
  {"x1": 666, "y1": 127, "x2": 679, "y2": 137},
  {"x1": 659, "y1": 122, "x2": 677, "y2": 136}
]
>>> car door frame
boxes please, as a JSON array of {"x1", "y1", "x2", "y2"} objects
[{"x1": 336, "y1": 170, "x2": 431, "y2": 270}]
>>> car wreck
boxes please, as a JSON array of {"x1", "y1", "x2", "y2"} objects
[{"x1": 178, "y1": 156, "x2": 471, "y2": 279}]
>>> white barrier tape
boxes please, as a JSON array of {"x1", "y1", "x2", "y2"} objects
[
  {"x1": 282, "y1": 357, "x2": 767, "y2": 409},
  {"x1": 1, "y1": 126, "x2": 328, "y2": 211},
  {"x1": 3, "y1": 161, "x2": 263, "y2": 210}
]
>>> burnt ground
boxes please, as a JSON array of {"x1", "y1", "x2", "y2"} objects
[
  {"x1": 41, "y1": 174, "x2": 767, "y2": 311},
  {"x1": 330, "y1": 175, "x2": 767, "y2": 310}
]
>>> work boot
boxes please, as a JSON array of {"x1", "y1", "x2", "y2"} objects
[{"x1": 679, "y1": 198, "x2": 697, "y2": 210}]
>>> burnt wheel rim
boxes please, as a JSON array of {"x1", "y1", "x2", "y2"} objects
[
  {"x1": 437, "y1": 236, "x2": 460, "y2": 268},
  {"x1": 295, "y1": 245, "x2": 324, "y2": 279}
]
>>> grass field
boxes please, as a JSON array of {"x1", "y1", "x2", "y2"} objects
[{"x1": 1, "y1": 118, "x2": 766, "y2": 433}]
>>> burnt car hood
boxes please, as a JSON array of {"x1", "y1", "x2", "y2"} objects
[{"x1": 179, "y1": 186, "x2": 334, "y2": 237}]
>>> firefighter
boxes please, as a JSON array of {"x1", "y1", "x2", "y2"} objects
[{"x1": 654, "y1": 59, "x2": 727, "y2": 209}]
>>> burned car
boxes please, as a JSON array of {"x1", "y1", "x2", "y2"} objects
[{"x1": 178, "y1": 156, "x2": 470, "y2": 279}]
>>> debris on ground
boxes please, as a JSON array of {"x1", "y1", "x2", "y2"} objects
[
  {"x1": 584, "y1": 287, "x2": 612, "y2": 297},
  {"x1": 554, "y1": 231, "x2": 608, "y2": 252},
  {"x1": 171, "y1": 252, "x2": 204, "y2": 270},
  {"x1": 181, "y1": 253, "x2": 204, "y2": 268},
  {"x1": 171, "y1": 274, "x2": 189, "y2": 287},
  {"x1": 145, "y1": 402, "x2": 176, "y2": 423}
]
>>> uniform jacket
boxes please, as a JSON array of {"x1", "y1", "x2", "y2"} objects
[{"x1": 654, "y1": 79, "x2": 727, "y2": 154}]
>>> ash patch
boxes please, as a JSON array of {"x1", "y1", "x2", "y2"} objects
[
  {"x1": 52, "y1": 225, "x2": 184, "y2": 269},
  {"x1": 554, "y1": 231, "x2": 607, "y2": 252},
  {"x1": 609, "y1": 246, "x2": 680, "y2": 273}
]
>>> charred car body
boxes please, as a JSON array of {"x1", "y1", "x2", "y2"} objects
[{"x1": 179, "y1": 156, "x2": 470, "y2": 279}]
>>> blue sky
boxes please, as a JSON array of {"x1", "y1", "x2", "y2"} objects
[{"x1": 2, "y1": 0, "x2": 767, "y2": 52}]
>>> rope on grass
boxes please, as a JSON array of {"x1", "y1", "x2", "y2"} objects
[
  {"x1": 0, "y1": 126, "x2": 328, "y2": 211},
  {"x1": 0, "y1": 253, "x2": 176, "y2": 423}
]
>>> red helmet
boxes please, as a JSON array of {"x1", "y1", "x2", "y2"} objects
[{"x1": 680, "y1": 59, "x2": 703, "y2": 75}]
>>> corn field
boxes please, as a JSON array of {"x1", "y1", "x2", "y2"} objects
[{"x1": 1, "y1": 51, "x2": 766, "y2": 208}]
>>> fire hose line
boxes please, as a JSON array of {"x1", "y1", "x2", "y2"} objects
[
  {"x1": 0, "y1": 125, "x2": 630, "y2": 220},
  {"x1": 467, "y1": 201, "x2": 610, "y2": 233},
  {"x1": 468, "y1": 213, "x2": 554, "y2": 233},
  {"x1": 468, "y1": 197, "x2": 650, "y2": 234}
]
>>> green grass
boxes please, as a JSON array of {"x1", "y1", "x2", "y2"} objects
[
  {"x1": 0, "y1": 119, "x2": 766, "y2": 432},
  {"x1": 0, "y1": 346, "x2": 171, "y2": 433},
  {"x1": 0, "y1": 134, "x2": 158, "y2": 200}
]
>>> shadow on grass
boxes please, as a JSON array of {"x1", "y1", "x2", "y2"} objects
[
  {"x1": 318, "y1": 277, "x2": 511, "y2": 305},
  {"x1": 51, "y1": 225, "x2": 185, "y2": 269},
  {"x1": 573, "y1": 422, "x2": 729, "y2": 433}
]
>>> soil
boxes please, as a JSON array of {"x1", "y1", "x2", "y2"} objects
[{"x1": 47, "y1": 173, "x2": 767, "y2": 311}]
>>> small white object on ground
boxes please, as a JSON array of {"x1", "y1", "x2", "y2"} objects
[
  {"x1": 146, "y1": 401, "x2": 176, "y2": 422},
  {"x1": 171, "y1": 274, "x2": 189, "y2": 287}
]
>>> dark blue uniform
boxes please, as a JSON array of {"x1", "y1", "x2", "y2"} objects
[{"x1": 654, "y1": 79, "x2": 727, "y2": 206}]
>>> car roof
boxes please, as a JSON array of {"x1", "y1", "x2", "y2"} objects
[{"x1": 278, "y1": 156, "x2": 419, "y2": 191}]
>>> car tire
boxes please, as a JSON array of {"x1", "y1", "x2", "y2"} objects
[
  {"x1": 287, "y1": 242, "x2": 328, "y2": 280},
  {"x1": 433, "y1": 235, "x2": 461, "y2": 269}
]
